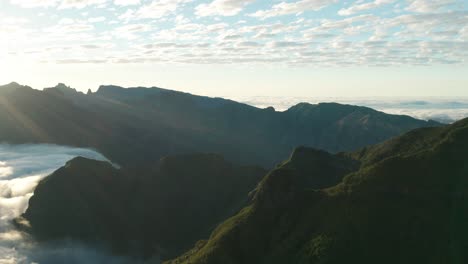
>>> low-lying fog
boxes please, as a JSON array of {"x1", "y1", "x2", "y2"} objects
[{"x1": 0, "y1": 144, "x2": 142, "y2": 264}]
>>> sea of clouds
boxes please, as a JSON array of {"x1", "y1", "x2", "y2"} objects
[
  {"x1": 231, "y1": 96, "x2": 468, "y2": 124},
  {"x1": 0, "y1": 144, "x2": 146, "y2": 264}
]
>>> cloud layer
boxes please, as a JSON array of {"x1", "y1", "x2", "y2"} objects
[{"x1": 1, "y1": 0, "x2": 466, "y2": 67}]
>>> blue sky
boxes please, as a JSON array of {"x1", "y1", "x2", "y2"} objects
[{"x1": 0, "y1": 0, "x2": 467, "y2": 96}]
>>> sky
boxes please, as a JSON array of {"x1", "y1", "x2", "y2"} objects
[{"x1": 0, "y1": 0, "x2": 467, "y2": 97}]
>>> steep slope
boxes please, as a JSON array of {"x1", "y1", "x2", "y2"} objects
[
  {"x1": 19, "y1": 154, "x2": 266, "y2": 259},
  {"x1": 0, "y1": 82, "x2": 439, "y2": 167},
  {"x1": 21, "y1": 157, "x2": 135, "y2": 251},
  {"x1": 168, "y1": 118, "x2": 468, "y2": 264},
  {"x1": 134, "y1": 154, "x2": 266, "y2": 258}
]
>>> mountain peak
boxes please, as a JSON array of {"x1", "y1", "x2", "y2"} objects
[
  {"x1": 54, "y1": 83, "x2": 72, "y2": 90},
  {"x1": 7, "y1": 81, "x2": 21, "y2": 87},
  {"x1": 95, "y1": 85, "x2": 129, "y2": 96},
  {"x1": 50, "y1": 83, "x2": 81, "y2": 93},
  {"x1": 289, "y1": 146, "x2": 330, "y2": 162},
  {"x1": 65, "y1": 156, "x2": 110, "y2": 168},
  {"x1": 97, "y1": 84, "x2": 123, "y2": 91},
  {"x1": 43, "y1": 83, "x2": 77, "y2": 93},
  {"x1": 0, "y1": 82, "x2": 33, "y2": 95}
]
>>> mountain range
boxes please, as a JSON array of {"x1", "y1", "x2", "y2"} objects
[
  {"x1": 17, "y1": 116, "x2": 468, "y2": 263},
  {"x1": 3, "y1": 81, "x2": 460, "y2": 263},
  {"x1": 0, "y1": 82, "x2": 439, "y2": 168}
]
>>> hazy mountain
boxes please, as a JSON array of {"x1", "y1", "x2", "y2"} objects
[
  {"x1": 0, "y1": 82, "x2": 440, "y2": 168},
  {"x1": 19, "y1": 154, "x2": 266, "y2": 260},
  {"x1": 232, "y1": 96, "x2": 468, "y2": 124},
  {"x1": 168, "y1": 118, "x2": 468, "y2": 264}
]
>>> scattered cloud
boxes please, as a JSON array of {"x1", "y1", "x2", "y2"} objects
[
  {"x1": 9, "y1": 0, "x2": 58, "y2": 8},
  {"x1": 338, "y1": 0, "x2": 396, "y2": 16},
  {"x1": 10, "y1": 0, "x2": 107, "y2": 9},
  {"x1": 2, "y1": 0, "x2": 467, "y2": 67},
  {"x1": 135, "y1": 0, "x2": 192, "y2": 19},
  {"x1": 113, "y1": 0, "x2": 139, "y2": 6},
  {"x1": 251, "y1": 0, "x2": 337, "y2": 19},
  {"x1": 196, "y1": 0, "x2": 256, "y2": 17},
  {"x1": 406, "y1": 0, "x2": 458, "y2": 13},
  {"x1": 113, "y1": 23, "x2": 151, "y2": 39},
  {"x1": 58, "y1": 0, "x2": 107, "y2": 9}
]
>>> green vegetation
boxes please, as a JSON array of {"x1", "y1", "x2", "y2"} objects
[{"x1": 167, "y1": 118, "x2": 468, "y2": 264}]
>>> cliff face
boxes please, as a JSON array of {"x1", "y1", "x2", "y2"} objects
[{"x1": 167, "y1": 118, "x2": 468, "y2": 264}]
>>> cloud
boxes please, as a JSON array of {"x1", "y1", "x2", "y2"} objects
[
  {"x1": 58, "y1": 0, "x2": 107, "y2": 9},
  {"x1": 9, "y1": 0, "x2": 58, "y2": 8},
  {"x1": 269, "y1": 41, "x2": 307, "y2": 48},
  {"x1": 135, "y1": 0, "x2": 192, "y2": 19},
  {"x1": 43, "y1": 20, "x2": 95, "y2": 36},
  {"x1": 338, "y1": 0, "x2": 396, "y2": 16},
  {"x1": 0, "y1": 162, "x2": 13, "y2": 178},
  {"x1": 88, "y1": 16, "x2": 106, "y2": 23},
  {"x1": 4, "y1": 0, "x2": 467, "y2": 67},
  {"x1": 10, "y1": 0, "x2": 108, "y2": 9},
  {"x1": 251, "y1": 0, "x2": 337, "y2": 19},
  {"x1": 406, "y1": 0, "x2": 457, "y2": 13},
  {"x1": 195, "y1": 0, "x2": 256, "y2": 17},
  {"x1": 113, "y1": 23, "x2": 151, "y2": 39},
  {"x1": 0, "y1": 144, "x2": 137, "y2": 264},
  {"x1": 236, "y1": 41, "x2": 262, "y2": 47},
  {"x1": 113, "y1": 0, "x2": 140, "y2": 6}
]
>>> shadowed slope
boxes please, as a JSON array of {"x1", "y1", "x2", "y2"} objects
[
  {"x1": 168, "y1": 118, "x2": 468, "y2": 264},
  {"x1": 19, "y1": 154, "x2": 266, "y2": 259}
]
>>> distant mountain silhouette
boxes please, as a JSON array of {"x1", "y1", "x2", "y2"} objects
[
  {"x1": 168, "y1": 118, "x2": 468, "y2": 264},
  {"x1": 19, "y1": 153, "x2": 265, "y2": 259},
  {"x1": 0, "y1": 82, "x2": 440, "y2": 168}
]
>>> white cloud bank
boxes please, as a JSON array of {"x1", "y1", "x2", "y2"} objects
[{"x1": 0, "y1": 144, "x2": 140, "y2": 264}]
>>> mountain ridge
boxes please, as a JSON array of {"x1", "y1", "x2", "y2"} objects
[
  {"x1": 0, "y1": 82, "x2": 440, "y2": 168},
  {"x1": 167, "y1": 117, "x2": 468, "y2": 264}
]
